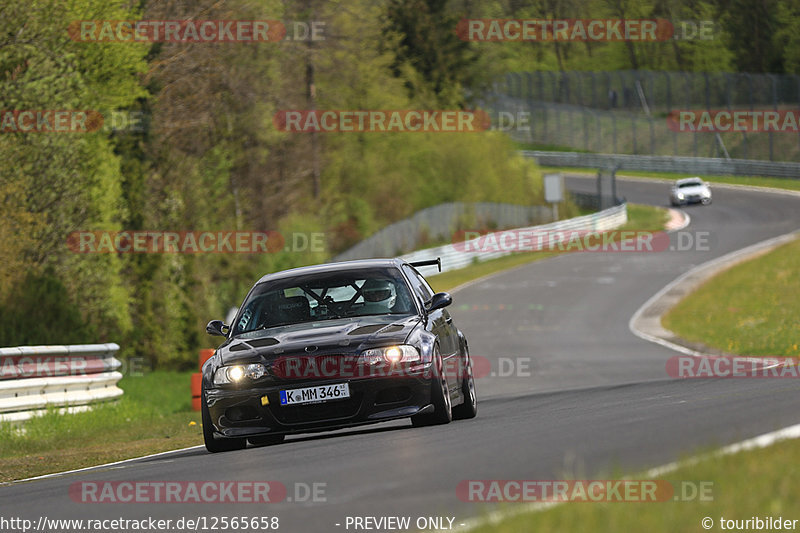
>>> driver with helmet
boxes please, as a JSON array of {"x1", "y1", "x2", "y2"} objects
[{"x1": 360, "y1": 278, "x2": 397, "y2": 315}]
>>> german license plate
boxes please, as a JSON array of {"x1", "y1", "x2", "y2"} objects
[{"x1": 279, "y1": 383, "x2": 350, "y2": 406}]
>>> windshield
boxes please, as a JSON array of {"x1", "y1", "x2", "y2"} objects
[
  {"x1": 678, "y1": 181, "x2": 703, "y2": 188},
  {"x1": 232, "y1": 268, "x2": 415, "y2": 335}
]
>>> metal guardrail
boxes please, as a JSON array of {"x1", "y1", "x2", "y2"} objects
[
  {"x1": 334, "y1": 202, "x2": 553, "y2": 262},
  {"x1": 521, "y1": 151, "x2": 800, "y2": 179},
  {"x1": 0, "y1": 343, "x2": 123, "y2": 424},
  {"x1": 400, "y1": 204, "x2": 628, "y2": 275}
]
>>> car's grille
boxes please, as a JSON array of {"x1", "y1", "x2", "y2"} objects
[
  {"x1": 270, "y1": 354, "x2": 358, "y2": 381},
  {"x1": 271, "y1": 393, "x2": 362, "y2": 424}
]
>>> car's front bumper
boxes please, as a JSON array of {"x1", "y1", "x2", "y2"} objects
[
  {"x1": 672, "y1": 194, "x2": 711, "y2": 205},
  {"x1": 204, "y1": 372, "x2": 433, "y2": 438}
]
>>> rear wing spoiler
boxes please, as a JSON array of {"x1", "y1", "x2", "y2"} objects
[{"x1": 409, "y1": 258, "x2": 441, "y2": 272}]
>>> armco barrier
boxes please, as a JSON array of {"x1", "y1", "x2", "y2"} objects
[
  {"x1": 399, "y1": 203, "x2": 627, "y2": 274},
  {"x1": 521, "y1": 150, "x2": 800, "y2": 179},
  {"x1": 0, "y1": 343, "x2": 123, "y2": 424},
  {"x1": 334, "y1": 202, "x2": 553, "y2": 262}
]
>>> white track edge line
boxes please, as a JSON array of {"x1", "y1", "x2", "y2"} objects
[
  {"x1": 2, "y1": 445, "x2": 205, "y2": 486},
  {"x1": 628, "y1": 230, "x2": 800, "y2": 360}
]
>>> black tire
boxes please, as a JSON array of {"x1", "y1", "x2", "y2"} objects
[
  {"x1": 248, "y1": 434, "x2": 286, "y2": 447},
  {"x1": 201, "y1": 389, "x2": 247, "y2": 453},
  {"x1": 452, "y1": 348, "x2": 477, "y2": 420},
  {"x1": 411, "y1": 347, "x2": 452, "y2": 427}
]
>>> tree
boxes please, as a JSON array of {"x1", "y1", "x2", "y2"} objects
[
  {"x1": 0, "y1": 0, "x2": 148, "y2": 344},
  {"x1": 385, "y1": 0, "x2": 482, "y2": 106},
  {"x1": 717, "y1": 0, "x2": 784, "y2": 73}
]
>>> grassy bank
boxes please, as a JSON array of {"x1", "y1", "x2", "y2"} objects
[
  {"x1": 0, "y1": 371, "x2": 201, "y2": 482},
  {"x1": 662, "y1": 236, "x2": 800, "y2": 357}
]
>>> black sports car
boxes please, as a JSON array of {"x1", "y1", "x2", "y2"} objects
[{"x1": 201, "y1": 257, "x2": 477, "y2": 452}]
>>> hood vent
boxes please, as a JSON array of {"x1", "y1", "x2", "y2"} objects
[
  {"x1": 348, "y1": 324, "x2": 404, "y2": 336},
  {"x1": 229, "y1": 337, "x2": 279, "y2": 351}
]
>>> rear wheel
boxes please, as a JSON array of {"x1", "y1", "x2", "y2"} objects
[
  {"x1": 411, "y1": 347, "x2": 452, "y2": 427},
  {"x1": 201, "y1": 388, "x2": 247, "y2": 453},
  {"x1": 452, "y1": 348, "x2": 477, "y2": 420}
]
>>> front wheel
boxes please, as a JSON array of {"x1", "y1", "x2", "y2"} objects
[
  {"x1": 411, "y1": 348, "x2": 452, "y2": 427},
  {"x1": 202, "y1": 389, "x2": 247, "y2": 453},
  {"x1": 452, "y1": 350, "x2": 477, "y2": 420}
]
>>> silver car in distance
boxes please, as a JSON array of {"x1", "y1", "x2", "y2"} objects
[{"x1": 670, "y1": 177, "x2": 712, "y2": 206}]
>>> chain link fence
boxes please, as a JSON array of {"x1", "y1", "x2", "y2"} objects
[
  {"x1": 500, "y1": 70, "x2": 800, "y2": 112},
  {"x1": 486, "y1": 71, "x2": 800, "y2": 162}
]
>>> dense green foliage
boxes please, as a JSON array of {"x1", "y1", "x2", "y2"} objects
[{"x1": 1, "y1": 0, "x2": 797, "y2": 367}]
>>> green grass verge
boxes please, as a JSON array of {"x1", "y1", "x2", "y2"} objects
[
  {"x1": 0, "y1": 371, "x2": 202, "y2": 482},
  {"x1": 0, "y1": 203, "x2": 668, "y2": 482},
  {"x1": 662, "y1": 236, "x2": 800, "y2": 357},
  {"x1": 469, "y1": 437, "x2": 800, "y2": 533},
  {"x1": 541, "y1": 166, "x2": 800, "y2": 193},
  {"x1": 431, "y1": 203, "x2": 669, "y2": 293}
]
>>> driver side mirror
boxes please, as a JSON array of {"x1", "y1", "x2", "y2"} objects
[
  {"x1": 206, "y1": 319, "x2": 229, "y2": 337},
  {"x1": 425, "y1": 292, "x2": 452, "y2": 313}
]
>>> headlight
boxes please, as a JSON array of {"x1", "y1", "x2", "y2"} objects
[
  {"x1": 213, "y1": 363, "x2": 267, "y2": 385},
  {"x1": 359, "y1": 345, "x2": 421, "y2": 366},
  {"x1": 677, "y1": 192, "x2": 685, "y2": 199}
]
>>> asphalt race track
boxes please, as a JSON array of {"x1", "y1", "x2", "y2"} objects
[{"x1": 2, "y1": 178, "x2": 800, "y2": 532}]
